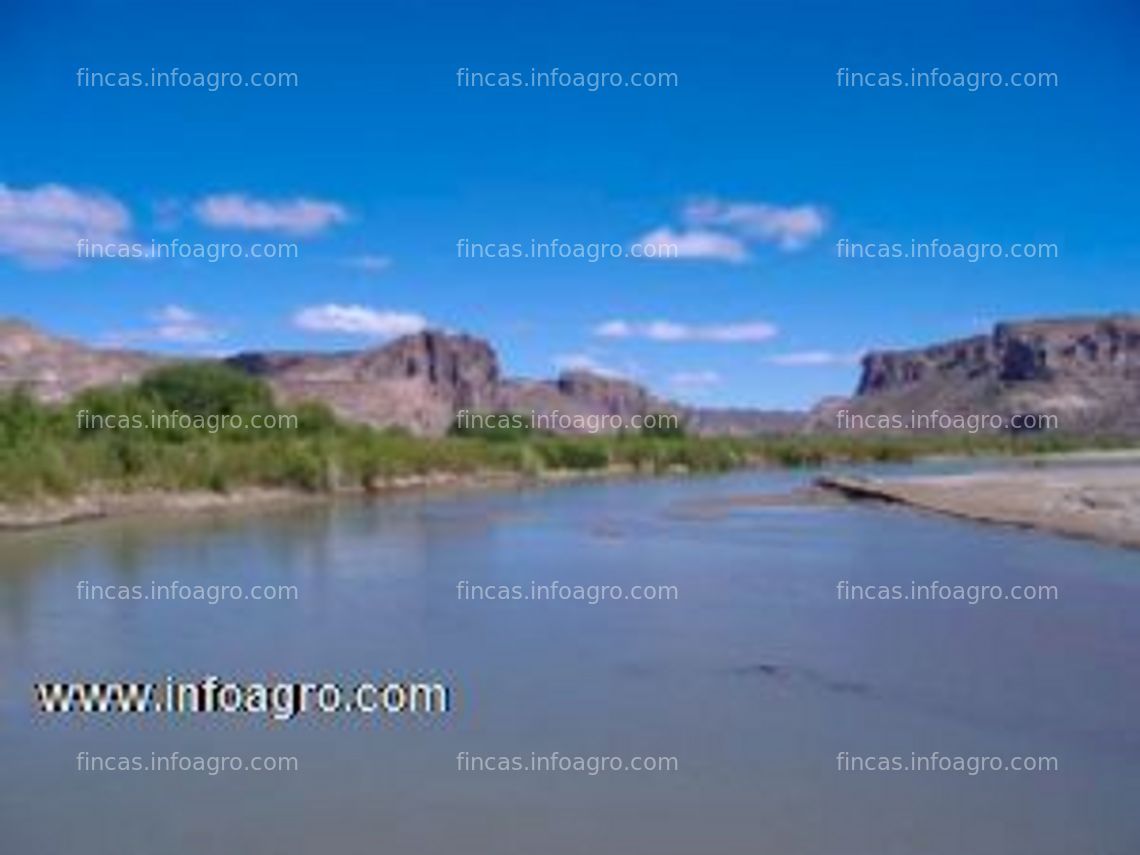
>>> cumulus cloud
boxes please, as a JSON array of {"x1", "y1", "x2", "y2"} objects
[
  {"x1": 552, "y1": 353, "x2": 629, "y2": 379},
  {"x1": 149, "y1": 305, "x2": 221, "y2": 342},
  {"x1": 630, "y1": 227, "x2": 748, "y2": 263},
  {"x1": 669, "y1": 370, "x2": 722, "y2": 389},
  {"x1": 766, "y1": 350, "x2": 862, "y2": 366},
  {"x1": 194, "y1": 194, "x2": 348, "y2": 235},
  {"x1": 684, "y1": 198, "x2": 826, "y2": 250},
  {"x1": 593, "y1": 320, "x2": 633, "y2": 338},
  {"x1": 593, "y1": 319, "x2": 778, "y2": 343},
  {"x1": 631, "y1": 197, "x2": 827, "y2": 262},
  {"x1": 104, "y1": 305, "x2": 222, "y2": 346},
  {"x1": 293, "y1": 304, "x2": 427, "y2": 337},
  {"x1": 0, "y1": 183, "x2": 132, "y2": 265}
]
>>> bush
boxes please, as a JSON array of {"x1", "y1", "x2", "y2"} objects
[
  {"x1": 639, "y1": 413, "x2": 686, "y2": 438},
  {"x1": 533, "y1": 437, "x2": 610, "y2": 470},
  {"x1": 0, "y1": 388, "x2": 62, "y2": 444},
  {"x1": 449, "y1": 411, "x2": 534, "y2": 442},
  {"x1": 137, "y1": 363, "x2": 274, "y2": 417},
  {"x1": 1, "y1": 376, "x2": 1137, "y2": 502},
  {"x1": 292, "y1": 401, "x2": 342, "y2": 437}
]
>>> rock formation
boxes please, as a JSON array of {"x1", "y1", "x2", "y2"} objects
[
  {"x1": 0, "y1": 320, "x2": 769, "y2": 436},
  {"x1": 810, "y1": 315, "x2": 1140, "y2": 434},
  {"x1": 8, "y1": 313, "x2": 1137, "y2": 437},
  {"x1": 227, "y1": 331, "x2": 500, "y2": 435},
  {"x1": 0, "y1": 319, "x2": 161, "y2": 403}
]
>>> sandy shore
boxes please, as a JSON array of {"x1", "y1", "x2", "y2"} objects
[{"x1": 817, "y1": 466, "x2": 1140, "y2": 550}]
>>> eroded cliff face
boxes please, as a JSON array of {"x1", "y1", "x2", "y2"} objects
[
  {"x1": 0, "y1": 319, "x2": 161, "y2": 402},
  {"x1": 858, "y1": 317, "x2": 1140, "y2": 393},
  {"x1": 857, "y1": 334, "x2": 995, "y2": 394},
  {"x1": 991, "y1": 317, "x2": 1140, "y2": 383},
  {"x1": 497, "y1": 371, "x2": 663, "y2": 420},
  {"x1": 14, "y1": 314, "x2": 1136, "y2": 438},
  {"x1": 821, "y1": 316, "x2": 1140, "y2": 434},
  {"x1": 0, "y1": 320, "x2": 716, "y2": 436},
  {"x1": 228, "y1": 331, "x2": 501, "y2": 435},
  {"x1": 216, "y1": 334, "x2": 794, "y2": 436}
]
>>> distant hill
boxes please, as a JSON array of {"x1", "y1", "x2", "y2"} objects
[
  {"x1": 807, "y1": 315, "x2": 1140, "y2": 435},
  {"x1": 0, "y1": 320, "x2": 800, "y2": 436},
  {"x1": 227, "y1": 332, "x2": 804, "y2": 436},
  {"x1": 8, "y1": 314, "x2": 1137, "y2": 438},
  {"x1": 0, "y1": 319, "x2": 163, "y2": 402}
]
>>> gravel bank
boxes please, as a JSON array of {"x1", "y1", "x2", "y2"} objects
[{"x1": 817, "y1": 466, "x2": 1140, "y2": 550}]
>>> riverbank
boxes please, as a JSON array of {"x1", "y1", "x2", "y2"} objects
[
  {"x1": 8, "y1": 361, "x2": 1137, "y2": 530},
  {"x1": 816, "y1": 466, "x2": 1140, "y2": 550},
  {"x1": 0, "y1": 465, "x2": 676, "y2": 531},
  {"x1": 11, "y1": 453, "x2": 1140, "y2": 536}
]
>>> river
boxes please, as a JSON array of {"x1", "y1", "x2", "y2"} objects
[{"x1": 1, "y1": 467, "x2": 1137, "y2": 854}]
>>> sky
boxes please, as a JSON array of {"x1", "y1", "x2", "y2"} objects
[{"x1": 1, "y1": 0, "x2": 1137, "y2": 408}]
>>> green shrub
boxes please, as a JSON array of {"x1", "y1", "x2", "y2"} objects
[
  {"x1": 449, "y1": 411, "x2": 534, "y2": 442},
  {"x1": 138, "y1": 363, "x2": 274, "y2": 417},
  {"x1": 639, "y1": 413, "x2": 686, "y2": 438},
  {"x1": 533, "y1": 437, "x2": 610, "y2": 470},
  {"x1": 0, "y1": 377, "x2": 1137, "y2": 502},
  {"x1": 292, "y1": 401, "x2": 341, "y2": 437}
]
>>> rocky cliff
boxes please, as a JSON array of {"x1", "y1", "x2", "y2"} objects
[
  {"x1": 685, "y1": 407, "x2": 806, "y2": 436},
  {"x1": 228, "y1": 331, "x2": 501, "y2": 435},
  {"x1": 0, "y1": 320, "x2": 788, "y2": 436},
  {"x1": 811, "y1": 316, "x2": 1140, "y2": 434},
  {"x1": 496, "y1": 371, "x2": 678, "y2": 425},
  {"x1": 0, "y1": 319, "x2": 161, "y2": 402},
  {"x1": 12, "y1": 314, "x2": 1134, "y2": 438},
  {"x1": 228, "y1": 334, "x2": 698, "y2": 435}
]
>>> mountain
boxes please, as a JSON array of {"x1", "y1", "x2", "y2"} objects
[
  {"x1": 227, "y1": 332, "x2": 501, "y2": 436},
  {"x1": 9, "y1": 314, "x2": 1135, "y2": 438},
  {"x1": 808, "y1": 315, "x2": 1140, "y2": 435},
  {"x1": 685, "y1": 407, "x2": 807, "y2": 436},
  {"x1": 0, "y1": 319, "x2": 161, "y2": 402},
  {"x1": 230, "y1": 333, "x2": 798, "y2": 435},
  {"x1": 0, "y1": 321, "x2": 797, "y2": 436}
]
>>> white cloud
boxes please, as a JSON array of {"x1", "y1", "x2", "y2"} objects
[
  {"x1": 766, "y1": 350, "x2": 862, "y2": 366},
  {"x1": 669, "y1": 370, "x2": 722, "y2": 389},
  {"x1": 293, "y1": 304, "x2": 427, "y2": 337},
  {"x1": 593, "y1": 319, "x2": 778, "y2": 343},
  {"x1": 552, "y1": 353, "x2": 629, "y2": 379},
  {"x1": 684, "y1": 198, "x2": 826, "y2": 250},
  {"x1": 344, "y1": 254, "x2": 392, "y2": 272},
  {"x1": 593, "y1": 320, "x2": 632, "y2": 338},
  {"x1": 630, "y1": 227, "x2": 748, "y2": 263},
  {"x1": 194, "y1": 194, "x2": 348, "y2": 235},
  {"x1": 631, "y1": 198, "x2": 825, "y2": 262},
  {"x1": 150, "y1": 305, "x2": 220, "y2": 343},
  {"x1": 104, "y1": 305, "x2": 222, "y2": 346},
  {"x1": 0, "y1": 183, "x2": 132, "y2": 265}
]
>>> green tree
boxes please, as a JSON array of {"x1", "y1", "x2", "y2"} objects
[{"x1": 137, "y1": 363, "x2": 274, "y2": 416}]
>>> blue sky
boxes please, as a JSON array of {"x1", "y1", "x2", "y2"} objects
[{"x1": 1, "y1": 0, "x2": 1137, "y2": 408}]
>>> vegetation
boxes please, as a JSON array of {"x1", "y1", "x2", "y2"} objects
[{"x1": 0, "y1": 364, "x2": 1133, "y2": 502}]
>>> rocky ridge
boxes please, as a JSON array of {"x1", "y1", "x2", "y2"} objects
[
  {"x1": 0, "y1": 319, "x2": 162, "y2": 402},
  {"x1": 810, "y1": 315, "x2": 1140, "y2": 434},
  {"x1": 0, "y1": 321, "x2": 796, "y2": 436},
  {"x1": 6, "y1": 314, "x2": 1139, "y2": 437}
]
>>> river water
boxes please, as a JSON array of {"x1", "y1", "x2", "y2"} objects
[{"x1": 1, "y1": 467, "x2": 1137, "y2": 854}]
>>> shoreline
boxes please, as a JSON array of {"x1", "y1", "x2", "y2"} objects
[
  {"x1": 816, "y1": 467, "x2": 1140, "y2": 550},
  {"x1": 8, "y1": 451, "x2": 1140, "y2": 543},
  {"x1": 0, "y1": 464, "x2": 691, "y2": 533}
]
